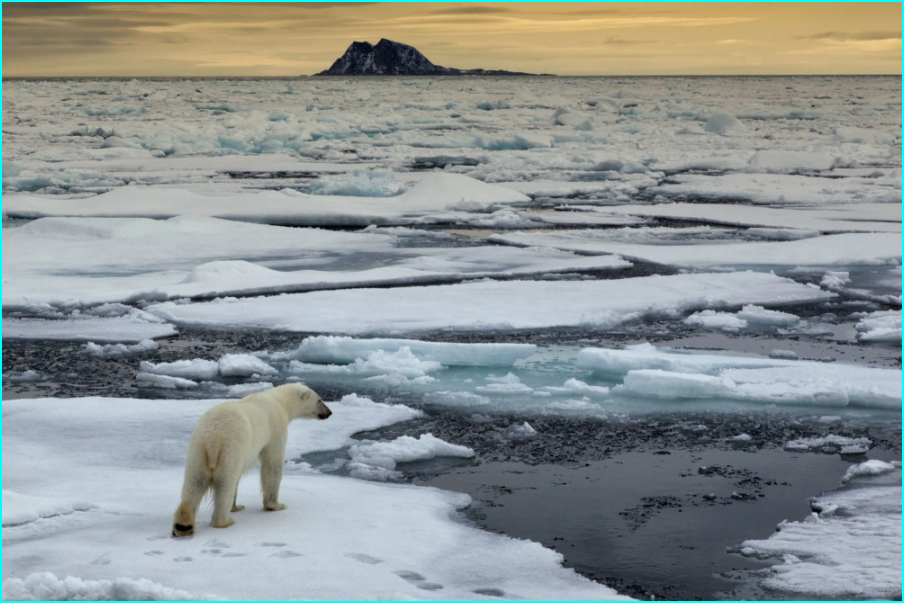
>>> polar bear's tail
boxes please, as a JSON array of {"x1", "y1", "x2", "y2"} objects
[
  {"x1": 203, "y1": 441, "x2": 223, "y2": 472},
  {"x1": 173, "y1": 440, "x2": 222, "y2": 537}
]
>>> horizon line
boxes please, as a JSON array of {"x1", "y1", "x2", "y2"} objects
[{"x1": 3, "y1": 73, "x2": 901, "y2": 79}]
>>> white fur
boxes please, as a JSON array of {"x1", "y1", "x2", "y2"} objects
[{"x1": 172, "y1": 383, "x2": 331, "y2": 536}]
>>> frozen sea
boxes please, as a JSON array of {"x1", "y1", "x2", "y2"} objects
[{"x1": 2, "y1": 76, "x2": 901, "y2": 601}]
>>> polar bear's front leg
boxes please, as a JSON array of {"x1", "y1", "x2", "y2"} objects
[
  {"x1": 232, "y1": 489, "x2": 244, "y2": 512},
  {"x1": 260, "y1": 440, "x2": 287, "y2": 511}
]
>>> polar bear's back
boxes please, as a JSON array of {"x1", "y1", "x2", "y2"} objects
[{"x1": 190, "y1": 400, "x2": 277, "y2": 474}]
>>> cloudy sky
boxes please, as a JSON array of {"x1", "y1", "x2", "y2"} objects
[{"x1": 3, "y1": 2, "x2": 901, "y2": 77}]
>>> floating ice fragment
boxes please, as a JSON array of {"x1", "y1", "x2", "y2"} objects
[
  {"x1": 505, "y1": 422, "x2": 538, "y2": 441},
  {"x1": 841, "y1": 460, "x2": 899, "y2": 483},
  {"x1": 684, "y1": 310, "x2": 747, "y2": 332},
  {"x1": 348, "y1": 434, "x2": 474, "y2": 480},
  {"x1": 136, "y1": 373, "x2": 198, "y2": 390},
  {"x1": 84, "y1": 339, "x2": 158, "y2": 358},
  {"x1": 543, "y1": 378, "x2": 609, "y2": 398},
  {"x1": 704, "y1": 113, "x2": 745, "y2": 135},
  {"x1": 854, "y1": 310, "x2": 901, "y2": 343},
  {"x1": 476, "y1": 373, "x2": 534, "y2": 395},
  {"x1": 139, "y1": 358, "x2": 218, "y2": 381},
  {"x1": 281, "y1": 336, "x2": 535, "y2": 367},
  {"x1": 217, "y1": 353, "x2": 279, "y2": 377},
  {"x1": 784, "y1": 435, "x2": 872, "y2": 453},
  {"x1": 736, "y1": 305, "x2": 799, "y2": 327}
]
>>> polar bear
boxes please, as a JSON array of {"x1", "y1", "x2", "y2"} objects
[{"x1": 172, "y1": 383, "x2": 332, "y2": 537}]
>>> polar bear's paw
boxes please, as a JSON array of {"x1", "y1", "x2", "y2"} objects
[
  {"x1": 172, "y1": 502, "x2": 195, "y2": 537},
  {"x1": 210, "y1": 517, "x2": 235, "y2": 529},
  {"x1": 264, "y1": 502, "x2": 287, "y2": 512}
]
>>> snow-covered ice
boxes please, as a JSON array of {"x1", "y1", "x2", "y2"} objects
[
  {"x1": 147, "y1": 272, "x2": 833, "y2": 334},
  {"x1": 3, "y1": 215, "x2": 630, "y2": 307},
  {"x1": 854, "y1": 310, "x2": 902, "y2": 343},
  {"x1": 348, "y1": 434, "x2": 474, "y2": 481},
  {"x1": 2, "y1": 316, "x2": 177, "y2": 342},
  {"x1": 3, "y1": 174, "x2": 529, "y2": 226},
  {"x1": 737, "y1": 463, "x2": 902, "y2": 599},
  {"x1": 491, "y1": 231, "x2": 901, "y2": 269},
  {"x1": 2, "y1": 491, "x2": 94, "y2": 528},
  {"x1": 277, "y1": 336, "x2": 535, "y2": 367},
  {"x1": 580, "y1": 344, "x2": 901, "y2": 409},
  {"x1": 84, "y1": 339, "x2": 159, "y2": 358},
  {"x1": 2, "y1": 396, "x2": 628, "y2": 600}
]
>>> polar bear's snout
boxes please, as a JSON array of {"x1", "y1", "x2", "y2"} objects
[{"x1": 316, "y1": 399, "x2": 333, "y2": 420}]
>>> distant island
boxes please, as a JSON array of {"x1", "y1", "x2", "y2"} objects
[{"x1": 316, "y1": 38, "x2": 545, "y2": 76}]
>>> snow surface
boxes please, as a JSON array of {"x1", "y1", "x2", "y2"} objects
[
  {"x1": 2, "y1": 491, "x2": 94, "y2": 528},
  {"x1": 854, "y1": 310, "x2": 902, "y2": 343},
  {"x1": 2, "y1": 316, "x2": 177, "y2": 342},
  {"x1": 491, "y1": 231, "x2": 901, "y2": 268},
  {"x1": 147, "y1": 272, "x2": 832, "y2": 334},
  {"x1": 592, "y1": 203, "x2": 901, "y2": 234},
  {"x1": 738, "y1": 463, "x2": 902, "y2": 599},
  {"x1": 3, "y1": 174, "x2": 529, "y2": 226},
  {"x1": 784, "y1": 435, "x2": 872, "y2": 453},
  {"x1": 275, "y1": 336, "x2": 535, "y2": 367},
  {"x1": 580, "y1": 344, "x2": 901, "y2": 409},
  {"x1": 84, "y1": 339, "x2": 159, "y2": 358},
  {"x1": 348, "y1": 434, "x2": 474, "y2": 481},
  {"x1": 3, "y1": 215, "x2": 630, "y2": 307},
  {"x1": 2, "y1": 396, "x2": 628, "y2": 600}
]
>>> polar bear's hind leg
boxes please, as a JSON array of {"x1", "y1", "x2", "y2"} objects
[
  {"x1": 209, "y1": 455, "x2": 242, "y2": 528},
  {"x1": 172, "y1": 469, "x2": 209, "y2": 537}
]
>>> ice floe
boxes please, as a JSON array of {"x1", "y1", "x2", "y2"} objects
[
  {"x1": 3, "y1": 215, "x2": 630, "y2": 307},
  {"x1": 2, "y1": 395, "x2": 627, "y2": 600},
  {"x1": 854, "y1": 310, "x2": 902, "y2": 343},
  {"x1": 579, "y1": 344, "x2": 901, "y2": 409},
  {"x1": 348, "y1": 434, "x2": 474, "y2": 481},
  {"x1": 737, "y1": 463, "x2": 902, "y2": 599},
  {"x1": 3, "y1": 174, "x2": 529, "y2": 226},
  {"x1": 147, "y1": 271, "x2": 833, "y2": 335},
  {"x1": 491, "y1": 231, "x2": 901, "y2": 268}
]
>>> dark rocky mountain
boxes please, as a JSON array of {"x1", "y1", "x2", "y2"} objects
[{"x1": 317, "y1": 39, "x2": 538, "y2": 76}]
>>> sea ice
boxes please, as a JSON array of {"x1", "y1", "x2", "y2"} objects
[
  {"x1": 139, "y1": 359, "x2": 219, "y2": 381},
  {"x1": 217, "y1": 354, "x2": 279, "y2": 378},
  {"x1": 591, "y1": 203, "x2": 901, "y2": 234},
  {"x1": 684, "y1": 310, "x2": 748, "y2": 332},
  {"x1": 348, "y1": 433, "x2": 474, "y2": 480},
  {"x1": 491, "y1": 231, "x2": 901, "y2": 268},
  {"x1": 277, "y1": 336, "x2": 535, "y2": 367},
  {"x1": 2, "y1": 395, "x2": 626, "y2": 600},
  {"x1": 3, "y1": 215, "x2": 630, "y2": 307},
  {"x1": 784, "y1": 435, "x2": 872, "y2": 453},
  {"x1": 3, "y1": 173, "x2": 529, "y2": 226},
  {"x1": 737, "y1": 464, "x2": 901, "y2": 599},
  {"x1": 854, "y1": 310, "x2": 902, "y2": 343},
  {"x1": 841, "y1": 459, "x2": 899, "y2": 483},
  {"x1": 2, "y1": 316, "x2": 177, "y2": 342},
  {"x1": 580, "y1": 344, "x2": 900, "y2": 409},
  {"x1": 147, "y1": 271, "x2": 833, "y2": 334},
  {"x1": 2, "y1": 491, "x2": 94, "y2": 528},
  {"x1": 84, "y1": 339, "x2": 159, "y2": 358},
  {"x1": 2, "y1": 573, "x2": 201, "y2": 601}
]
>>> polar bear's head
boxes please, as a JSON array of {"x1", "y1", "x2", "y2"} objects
[{"x1": 274, "y1": 382, "x2": 332, "y2": 420}]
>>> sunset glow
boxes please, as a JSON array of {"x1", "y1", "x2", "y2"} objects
[{"x1": 3, "y1": 2, "x2": 901, "y2": 77}]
